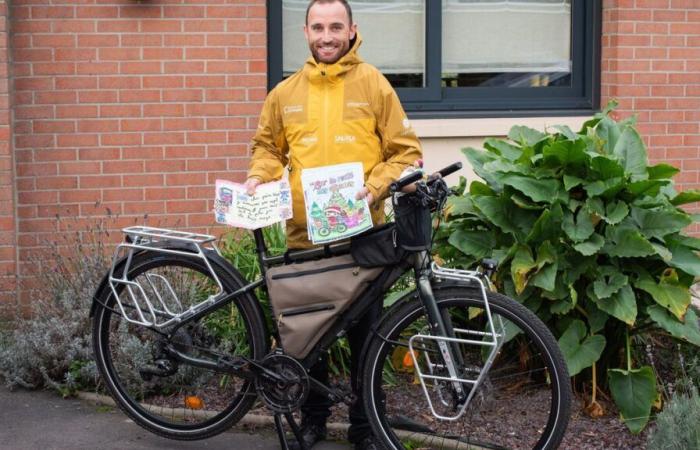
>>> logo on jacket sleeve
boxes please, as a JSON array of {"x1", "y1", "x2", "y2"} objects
[{"x1": 283, "y1": 105, "x2": 304, "y2": 115}]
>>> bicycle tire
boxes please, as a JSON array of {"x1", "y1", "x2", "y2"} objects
[
  {"x1": 92, "y1": 250, "x2": 268, "y2": 440},
  {"x1": 362, "y1": 287, "x2": 571, "y2": 450}
]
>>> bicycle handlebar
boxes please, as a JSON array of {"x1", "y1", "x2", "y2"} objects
[{"x1": 389, "y1": 161, "x2": 463, "y2": 193}]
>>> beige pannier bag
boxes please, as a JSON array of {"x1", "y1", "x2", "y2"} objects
[{"x1": 265, "y1": 254, "x2": 383, "y2": 359}]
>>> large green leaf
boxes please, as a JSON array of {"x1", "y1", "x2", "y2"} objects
[
  {"x1": 500, "y1": 174, "x2": 562, "y2": 204},
  {"x1": 630, "y1": 207, "x2": 692, "y2": 240},
  {"x1": 666, "y1": 238, "x2": 700, "y2": 276},
  {"x1": 526, "y1": 204, "x2": 563, "y2": 244},
  {"x1": 574, "y1": 233, "x2": 605, "y2": 256},
  {"x1": 446, "y1": 196, "x2": 475, "y2": 217},
  {"x1": 613, "y1": 127, "x2": 648, "y2": 181},
  {"x1": 591, "y1": 155, "x2": 625, "y2": 179},
  {"x1": 605, "y1": 226, "x2": 656, "y2": 258},
  {"x1": 448, "y1": 229, "x2": 496, "y2": 260},
  {"x1": 647, "y1": 163, "x2": 680, "y2": 180},
  {"x1": 593, "y1": 267, "x2": 628, "y2": 299},
  {"x1": 511, "y1": 245, "x2": 536, "y2": 295},
  {"x1": 473, "y1": 196, "x2": 520, "y2": 236},
  {"x1": 596, "y1": 116, "x2": 621, "y2": 153},
  {"x1": 584, "y1": 178, "x2": 625, "y2": 197},
  {"x1": 594, "y1": 284, "x2": 638, "y2": 326},
  {"x1": 563, "y1": 175, "x2": 584, "y2": 191},
  {"x1": 585, "y1": 299, "x2": 609, "y2": 334},
  {"x1": 468, "y1": 181, "x2": 494, "y2": 196},
  {"x1": 484, "y1": 138, "x2": 522, "y2": 161},
  {"x1": 531, "y1": 262, "x2": 558, "y2": 292},
  {"x1": 508, "y1": 125, "x2": 547, "y2": 147},
  {"x1": 605, "y1": 201, "x2": 629, "y2": 225},
  {"x1": 542, "y1": 140, "x2": 589, "y2": 168},
  {"x1": 635, "y1": 276, "x2": 690, "y2": 320},
  {"x1": 463, "y1": 147, "x2": 501, "y2": 188},
  {"x1": 608, "y1": 367, "x2": 656, "y2": 434},
  {"x1": 558, "y1": 320, "x2": 606, "y2": 376},
  {"x1": 647, "y1": 305, "x2": 700, "y2": 346},
  {"x1": 671, "y1": 190, "x2": 700, "y2": 206},
  {"x1": 562, "y1": 208, "x2": 595, "y2": 242},
  {"x1": 626, "y1": 179, "x2": 668, "y2": 198}
]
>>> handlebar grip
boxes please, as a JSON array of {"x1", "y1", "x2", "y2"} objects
[
  {"x1": 390, "y1": 170, "x2": 423, "y2": 193},
  {"x1": 427, "y1": 162, "x2": 463, "y2": 184}
]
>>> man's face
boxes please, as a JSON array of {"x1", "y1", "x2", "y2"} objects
[{"x1": 304, "y1": 1, "x2": 357, "y2": 65}]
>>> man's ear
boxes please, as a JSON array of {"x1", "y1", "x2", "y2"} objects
[
  {"x1": 349, "y1": 23, "x2": 357, "y2": 40},
  {"x1": 303, "y1": 24, "x2": 309, "y2": 41}
]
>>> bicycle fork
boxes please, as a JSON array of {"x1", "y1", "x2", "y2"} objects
[{"x1": 412, "y1": 252, "x2": 505, "y2": 421}]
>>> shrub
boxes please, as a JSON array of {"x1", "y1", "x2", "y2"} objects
[
  {"x1": 0, "y1": 217, "x2": 112, "y2": 395},
  {"x1": 433, "y1": 102, "x2": 700, "y2": 433},
  {"x1": 646, "y1": 385, "x2": 700, "y2": 450}
]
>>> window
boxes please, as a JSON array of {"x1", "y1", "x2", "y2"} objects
[{"x1": 267, "y1": 0, "x2": 601, "y2": 117}]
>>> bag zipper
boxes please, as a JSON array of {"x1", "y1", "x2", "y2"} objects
[
  {"x1": 270, "y1": 262, "x2": 357, "y2": 280},
  {"x1": 281, "y1": 304, "x2": 336, "y2": 317}
]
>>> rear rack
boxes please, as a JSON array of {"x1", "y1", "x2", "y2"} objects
[{"x1": 107, "y1": 226, "x2": 226, "y2": 329}]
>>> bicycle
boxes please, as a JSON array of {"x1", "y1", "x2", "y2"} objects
[{"x1": 90, "y1": 162, "x2": 572, "y2": 450}]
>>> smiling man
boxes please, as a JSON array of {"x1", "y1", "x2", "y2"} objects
[{"x1": 245, "y1": 1, "x2": 421, "y2": 448}]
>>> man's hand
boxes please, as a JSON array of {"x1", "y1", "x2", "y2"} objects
[
  {"x1": 245, "y1": 177, "x2": 261, "y2": 196},
  {"x1": 355, "y1": 187, "x2": 374, "y2": 206}
]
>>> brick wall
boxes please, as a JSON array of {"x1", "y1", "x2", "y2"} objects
[
  {"x1": 601, "y1": 0, "x2": 700, "y2": 229},
  {"x1": 0, "y1": 0, "x2": 14, "y2": 306},
  {"x1": 9, "y1": 1, "x2": 267, "y2": 301}
]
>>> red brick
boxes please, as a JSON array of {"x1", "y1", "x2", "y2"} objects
[
  {"x1": 143, "y1": 76, "x2": 183, "y2": 89},
  {"x1": 15, "y1": 135, "x2": 54, "y2": 149},
  {"x1": 104, "y1": 189, "x2": 143, "y2": 202},
  {"x1": 31, "y1": 6, "x2": 74, "y2": 19},
  {"x1": 119, "y1": 90, "x2": 161, "y2": 103},
  {"x1": 206, "y1": 33, "x2": 246, "y2": 46},
  {"x1": 53, "y1": 20, "x2": 96, "y2": 33},
  {"x1": 167, "y1": 200, "x2": 206, "y2": 214},
  {"x1": 35, "y1": 91, "x2": 77, "y2": 104},
  {"x1": 76, "y1": 6, "x2": 119, "y2": 18},
  {"x1": 164, "y1": 61, "x2": 205, "y2": 74},
  {"x1": 187, "y1": 131, "x2": 226, "y2": 144},
  {"x1": 56, "y1": 76, "x2": 97, "y2": 89},
  {"x1": 119, "y1": 5, "x2": 162, "y2": 19},
  {"x1": 208, "y1": 144, "x2": 247, "y2": 158},
  {"x1": 121, "y1": 118, "x2": 161, "y2": 132},
  {"x1": 166, "y1": 173, "x2": 206, "y2": 186},
  {"x1": 124, "y1": 174, "x2": 164, "y2": 187},
  {"x1": 33, "y1": 120, "x2": 76, "y2": 134},
  {"x1": 165, "y1": 146, "x2": 206, "y2": 158},
  {"x1": 670, "y1": 73, "x2": 700, "y2": 84},
  {"x1": 162, "y1": 89, "x2": 203, "y2": 102},
  {"x1": 119, "y1": 62, "x2": 162, "y2": 74},
  {"x1": 78, "y1": 119, "x2": 120, "y2": 133},
  {"x1": 98, "y1": 47, "x2": 140, "y2": 61},
  {"x1": 59, "y1": 189, "x2": 100, "y2": 203},
  {"x1": 206, "y1": 6, "x2": 246, "y2": 18},
  {"x1": 79, "y1": 175, "x2": 121, "y2": 188},
  {"x1": 163, "y1": 118, "x2": 204, "y2": 131},
  {"x1": 101, "y1": 133, "x2": 141, "y2": 146},
  {"x1": 143, "y1": 47, "x2": 183, "y2": 60},
  {"x1": 164, "y1": 34, "x2": 204, "y2": 47},
  {"x1": 14, "y1": 77, "x2": 53, "y2": 91},
  {"x1": 78, "y1": 34, "x2": 119, "y2": 47},
  {"x1": 16, "y1": 162, "x2": 57, "y2": 177},
  {"x1": 13, "y1": 48, "x2": 52, "y2": 62},
  {"x1": 78, "y1": 148, "x2": 121, "y2": 160},
  {"x1": 18, "y1": 191, "x2": 59, "y2": 205},
  {"x1": 56, "y1": 105, "x2": 98, "y2": 119},
  {"x1": 124, "y1": 201, "x2": 165, "y2": 215},
  {"x1": 99, "y1": 76, "x2": 142, "y2": 90},
  {"x1": 77, "y1": 62, "x2": 120, "y2": 75},
  {"x1": 145, "y1": 159, "x2": 186, "y2": 172},
  {"x1": 57, "y1": 134, "x2": 99, "y2": 148},
  {"x1": 145, "y1": 187, "x2": 186, "y2": 201},
  {"x1": 79, "y1": 90, "x2": 119, "y2": 104},
  {"x1": 100, "y1": 105, "x2": 141, "y2": 118},
  {"x1": 185, "y1": 76, "x2": 226, "y2": 88},
  {"x1": 36, "y1": 176, "x2": 77, "y2": 190},
  {"x1": 184, "y1": 20, "x2": 224, "y2": 32},
  {"x1": 207, "y1": 117, "x2": 247, "y2": 130},
  {"x1": 188, "y1": 159, "x2": 227, "y2": 171},
  {"x1": 34, "y1": 62, "x2": 75, "y2": 75},
  {"x1": 653, "y1": 10, "x2": 686, "y2": 21},
  {"x1": 164, "y1": 6, "x2": 205, "y2": 18},
  {"x1": 102, "y1": 160, "x2": 144, "y2": 174},
  {"x1": 141, "y1": 20, "x2": 181, "y2": 33},
  {"x1": 121, "y1": 34, "x2": 162, "y2": 46},
  {"x1": 97, "y1": 20, "x2": 139, "y2": 33}
]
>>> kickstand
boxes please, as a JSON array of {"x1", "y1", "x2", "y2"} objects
[{"x1": 274, "y1": 412, "x2": 307, "y2": 450}]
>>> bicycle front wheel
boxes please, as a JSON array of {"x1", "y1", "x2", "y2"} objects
[
  {"x1": 92, "y1": 251, "x2": 267, "y2": 440},
  {"x1": 363, "y1": 287, "x2": 571, "y2": 450}
]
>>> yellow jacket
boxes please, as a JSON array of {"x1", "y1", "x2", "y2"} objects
[{"x1": 248, "y1": 34, "x2": 422, "y2": 248}]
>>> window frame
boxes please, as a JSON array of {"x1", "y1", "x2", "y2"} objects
[{"x1": 266, "y1": 1, "x2": 601, "y2": 118}]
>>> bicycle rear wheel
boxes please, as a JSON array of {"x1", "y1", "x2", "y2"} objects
[
  {"x1": 92, "y1": 251, "x2": 267, "y2": 440},
  {"x1": 363, "y1": 287, "x2": 571, "y2": 450}
]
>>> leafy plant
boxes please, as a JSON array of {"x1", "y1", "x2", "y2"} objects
[
  {"x1": 434, "y1": 101, "x2": 700, "y2": 433},
  {"x1": 646, "y1": 385, "x2": 700, "y2": 449}
]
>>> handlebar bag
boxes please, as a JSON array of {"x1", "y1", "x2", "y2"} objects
[
  {"x1": 266, "y1": 254, "x2": 383, "y2": 359},
  {"x1": 392, "y1": 194, "x2": 432, "y2": 251},
  {"x1": 350, "y1": 223, "x2": 405, "y2": 267}
]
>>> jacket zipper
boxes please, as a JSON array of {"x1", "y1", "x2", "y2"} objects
[
  {"x1": 322, "y1": 65, "x2": 329, "y2": 165},
  {"x1": 270, "y1": 262, "x2": 357, "y2": 280}
]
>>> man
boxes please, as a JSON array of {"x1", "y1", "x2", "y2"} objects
[{"x1": 245, "y1": 1, "x2": 422, "y2": 448}]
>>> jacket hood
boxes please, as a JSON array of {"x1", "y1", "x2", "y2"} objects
[{"x1": 304, "y1": 31, "x2": 364, "y2": 80}]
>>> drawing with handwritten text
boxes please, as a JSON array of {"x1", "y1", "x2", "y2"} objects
[
  {"x1": 214, "y1": 179, "x2": 292, "y2": 230},
  {"x1": 301, "y1": 162, "x2": 372, "y2": 244}
]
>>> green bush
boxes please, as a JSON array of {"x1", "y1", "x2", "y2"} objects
[
  {"x1": 647, "y1": 385, "x2": 700, "y2": 450},
  {"x1": 433, "y1": 102, "x2": 700, "y2": 433}
]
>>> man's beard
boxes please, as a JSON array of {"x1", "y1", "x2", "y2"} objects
[{"x1": 309, "y1": 40, "x2": 349, "y2": 65}]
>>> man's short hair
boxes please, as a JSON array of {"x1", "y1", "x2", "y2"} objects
[{"x1": 305, "y1": 0, "x2": 353, "y2": 26}]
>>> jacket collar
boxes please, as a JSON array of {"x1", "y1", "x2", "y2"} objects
[{"x1": 304, "y1": 32, "x2": 363, "y2": 83}]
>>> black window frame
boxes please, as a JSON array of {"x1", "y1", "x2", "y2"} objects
[{"x1": 267, "y1": 1, "x2": 601, "y2": 119}]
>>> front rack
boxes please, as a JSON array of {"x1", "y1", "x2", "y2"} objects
[
  {"x1": 107, "y1": 226, "x2": 226, "y2": 329},
  {"x1": 407, "y1": 263, "x2": 505, "y2": 421}
]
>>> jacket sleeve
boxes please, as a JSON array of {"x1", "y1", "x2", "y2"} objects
[
  {"x1": 248, "y1": 88, "x2": 288, "y2": 183},
  {"x1": 366, "y1": 75, "x2": 422, "y2": 202}
]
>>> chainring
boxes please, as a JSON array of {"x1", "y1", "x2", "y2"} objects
[{"x1": 255, "y1": 353, "x2": 310, "y2": 413}]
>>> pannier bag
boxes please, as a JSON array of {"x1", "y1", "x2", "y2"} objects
[
  {"x1": 392, "y1": 194, "x2": 432, "y2": 251},
  {"x1": 266, "y1": 254, "x2": 383, "y2": 359},
  {"x1": 350, "y1": 223, "x2": 405, "y2": 268}
]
